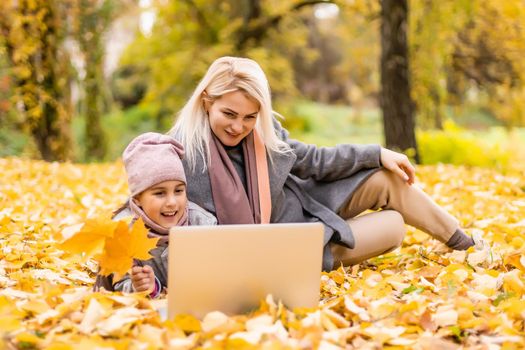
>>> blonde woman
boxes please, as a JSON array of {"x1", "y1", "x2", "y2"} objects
[{"x1": 170, "y1": 56, "x2": 479, "y2": 271}]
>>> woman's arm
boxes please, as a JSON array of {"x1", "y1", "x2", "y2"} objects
[
  {"x1": 380, "y1": 148, "x2": 416, "y2": 185},
  {"x1": 273, "y1": 118, "x2": 382, "y2": 181},
  {"x1": 273, "y1": 119, "x2": 415, "y2": 184}
]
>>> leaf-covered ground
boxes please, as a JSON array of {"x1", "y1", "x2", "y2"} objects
[{"x1": 1, "y1": 157, "x2": 524, "y2": 349}]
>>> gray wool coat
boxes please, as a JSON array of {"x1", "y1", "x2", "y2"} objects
[{"x1": 171, "y1": 119, "x2": 382, "y2": 271}]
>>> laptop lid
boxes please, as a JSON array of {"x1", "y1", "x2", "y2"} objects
[{"x1": 167, "y1": 222, "x2": 324, "y2": 319}]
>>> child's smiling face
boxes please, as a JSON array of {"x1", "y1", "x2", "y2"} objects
[{"x1": 134, "y1": 180, "x2": 188, "y2": 229}]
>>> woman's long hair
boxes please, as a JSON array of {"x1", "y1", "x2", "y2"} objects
[{"x1": 170, "y1": 56, "x2": 290, "y2": 171}]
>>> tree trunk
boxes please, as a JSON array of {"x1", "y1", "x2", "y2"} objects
[
  {"x1": 380, "y1": 0, "x2": 420, "y2": 163},
  {"x1": 77, "y1": 0, "x2": 110, "y2": 161},
  {"x1": 430, "y1": 87, "x2": 443, "y2": 130},
  {"x1": 83, "y1": 42, "x2": 107, "y2": 161},
  {"x1": 2, "y1": 0, "x2": 73, "y2": 161}
]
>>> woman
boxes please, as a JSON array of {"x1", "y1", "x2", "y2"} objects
[{"x1": 169, "y1": 56, "x2": 477, "y2": 271}]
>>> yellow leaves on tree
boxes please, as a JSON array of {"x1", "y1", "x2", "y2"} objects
[{"x1": 60, "y1": 217, "x2": 159, "y2": 280}]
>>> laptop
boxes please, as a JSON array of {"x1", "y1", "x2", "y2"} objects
[{"x1": 166, "y1": 222, "x2": 324, "y2": 319}]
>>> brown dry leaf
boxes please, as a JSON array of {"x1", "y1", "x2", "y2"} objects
[
  {"x1": 420, "y1": 308, "x2": 437, "y2": 331},
  {"x1": 432, "y1": 305, "x2": 458, "y2": 328},
  {"x1": 504, "y1": 252, "x2": 525, "y2": 271}
]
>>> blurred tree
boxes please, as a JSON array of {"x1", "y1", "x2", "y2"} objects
[
  {"x1": 0, "y1": 0, "x2": 73, "y2": 161},
  {"x1": 291, "y1": 8, "x2": 347, "y2": 104},
  {"x1": 380, "y1": 0, "x2": 419, "y2": 162},
  {"x1": 69, "y1": 0, "x2": 113, "y2": 161},
  {"x1": 409, "y1": 0, "x2": 473, "y2": 129},
  {"x1": 298, "y1": 1, "x2": 381, "y2": 112},
  {"x1": 111, "y1": 65, "x2": 148, "y2": 109},
  {"x1": 120, "y1": 0, "x2": 332, "y2": 127},
  {"x1": 337, "y1": 2, "x2": 381, "y2": 109},
  {"x1": 409, "y1": 0, "x2": 525, "y2": 128},
  {"x1": 0, "y1": 52, "x2": 13, "y2": 122},
  {"x1": 448, "y1": 0, "x2": 525, "y2": 127},
  {"x1": 69, "y1": 0, "x2": 134, "y2": 161}
]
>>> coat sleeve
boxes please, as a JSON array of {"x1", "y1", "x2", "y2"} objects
[
  {"x1": 273, "y1": 118, "x2": 382, "y2": 181},
  {"x1": 112, "y1": 275, "x2": 134, "y2": 293}
]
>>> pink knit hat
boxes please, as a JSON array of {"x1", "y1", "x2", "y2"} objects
[{"x1": 123, "y1": 132, "x2": 186, "y2": 196}]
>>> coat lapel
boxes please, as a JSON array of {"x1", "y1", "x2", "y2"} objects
[{"x1": 267, "y1": 149, "x2": 296, "y2": 204}]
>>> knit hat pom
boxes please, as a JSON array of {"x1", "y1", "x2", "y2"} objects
[{"x1": 123, "y1": 132, "x2": 186, "y2": 196}]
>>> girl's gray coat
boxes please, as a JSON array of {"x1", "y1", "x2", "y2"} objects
[
  {"x1": 94, "y1": 201, "x2": 217, "y2": 292},
  {"x1": 173, "y1": 120, "x2": 383, "y2": 270}
]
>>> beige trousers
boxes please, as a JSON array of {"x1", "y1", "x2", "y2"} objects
[{"x1": 330, "y1": 169, "x2": 459, "y2": 267}]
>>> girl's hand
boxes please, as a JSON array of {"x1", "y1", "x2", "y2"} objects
[
  {"x1": 131, "y1": 265, "x2": 155, "y2": 293},
  {"x1": 380, "y1": 147, "x2": 416, "y2": 185}
]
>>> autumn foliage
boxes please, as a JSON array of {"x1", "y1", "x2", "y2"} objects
[
  {"x1": 59, "y1": 218, "x2": 158, "y2": 281},
  {"x1": 0, "y1": 157, "x2": 524, "y2": 349}
]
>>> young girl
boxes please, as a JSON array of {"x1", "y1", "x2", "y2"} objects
[{"x1": 94, "y1": 132, "x2": 216, "y2": 297}]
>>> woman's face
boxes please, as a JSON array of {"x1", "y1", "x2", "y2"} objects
[{"x1": 207, "y1": 90, "x2": 259, "y2": 147}]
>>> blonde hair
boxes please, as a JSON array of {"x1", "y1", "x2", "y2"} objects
[{"x1": 170, "y1": 56, "x2": 290, "y2": 171}]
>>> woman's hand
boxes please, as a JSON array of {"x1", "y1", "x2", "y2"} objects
[
  {"x1": 380, "y1": 148, "x2": 416, "y2": 185},
  {"x1": 131, "y1": 265, "x2": 155, "y2": 293}
]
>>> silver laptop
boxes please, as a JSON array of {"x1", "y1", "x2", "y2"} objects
[{"x1": 167, "y1": 222, "x2": 324, "y2": 319}]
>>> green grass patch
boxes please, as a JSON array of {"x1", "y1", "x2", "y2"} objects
[
  {"x1": 72, "y1": 103, "x2": 167, "y2": 162},
  {"x1": 417, "y1": 121, "x2": 523, "y2": 170},
  {"x1": 0, "y1": 127, "x2": 30, "y2": 157},
  {"x1": 281, "y1": 100, "x2": 383, "y2": 145},
  {"x1": 283, "y1": 100, "x2": 525, "y2": 171}
]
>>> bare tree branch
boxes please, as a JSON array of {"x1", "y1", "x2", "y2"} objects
[
  {"x1": 236, "y1": 0, "x2": 334, "y2": 50},
  {"x1": 181, "y1": 0, "x2": 218, "y2": 43}
]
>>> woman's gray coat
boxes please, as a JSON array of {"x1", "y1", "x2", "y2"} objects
[{"x1": 173, "y1": 119, "x2": 382, "y2": 270}]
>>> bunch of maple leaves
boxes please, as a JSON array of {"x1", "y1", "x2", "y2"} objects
[
  {"x1": 0, "y1": 157, "x2": 524, "y2": 349},
  {"x1": 59, "y1": 217, "x2": 158, "y2": 282}
]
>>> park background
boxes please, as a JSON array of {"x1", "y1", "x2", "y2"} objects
[
  {"x1": 1, "y1": 0, "x2": 525, "y2": 349},
  {"x1": 1, "y1": 0, "x2": 525, "y2": 168}
]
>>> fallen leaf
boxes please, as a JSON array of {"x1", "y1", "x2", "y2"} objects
[{"x1": 432, "y1": 306, "x2": 458, "y2": 327}]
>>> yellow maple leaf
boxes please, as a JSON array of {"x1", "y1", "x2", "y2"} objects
[
  {"x1": 172, "y1": 314, "x2": 202, "y2": 333},
  {"x1": 503, "y1": 252, "x2": 525, "y2": 272},
  {"x1": 58, "y1": 217, "x2": 118, "y2": 258},
  {"x1": 128, "y1": 218, "x2": 161, "y2": 261},
  {"x1": 97, "y1": 218, "x2": 159, "y2": 279}
]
